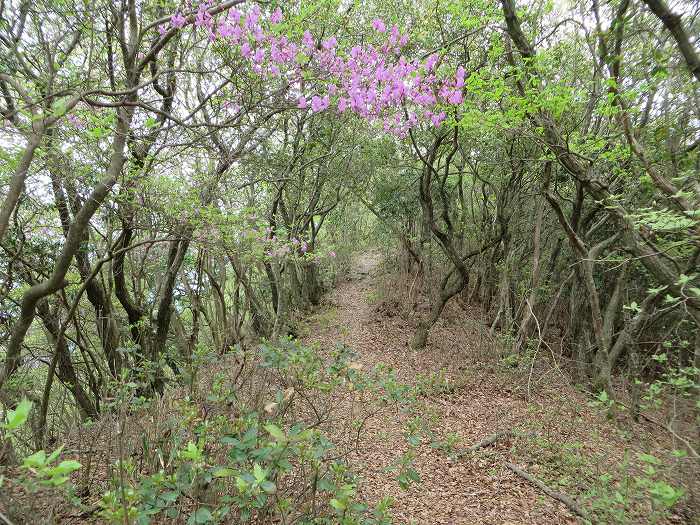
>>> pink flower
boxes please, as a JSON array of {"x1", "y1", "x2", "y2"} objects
[
  {"x1": 338, "y1": 97, "x2": 348, "y2": 112},
  {"x1": 389, "y1": 25, "x2": 400, "y2": 45},
  {"x1": 322, "y1": 36, "x2": 337, "y2": 50},
  {"x1": 297, "y1": 96, "x2": 308, "y2": 109},
  {"x1": 158, "y1": 24, "x2": 168, "y2": 36},
  {"x1": 328, "y1": 251, "x2": 336, "y2": 258},
  {"x1": 218, "y1": 22, "x2": 235, "y2": 38},
  {"x1": 425, "y1": 53, "x2": 438, "y2": 71},
  {"x1": 170, "y1": 12, "x2": 186, "y2": 28},
  {"x1": 228, "y1": 9, "x2": 242, "y2": 24},
  {"x1": 431, "y1": 111, "x2": 446, "y2": 127},
  {"x1": 195, "y1": 6, "x2": 212, "y2": 28},
  {"x1": 270, "y1": 7, "x2": 283, "y2": 24},
  {"x1": 245, "y1": 5, "x2": 261, "y2": 28},
  {"x1": 241, "y1": 42, "x2": 252, "y2": 58},
  {"x1": 456, "y1": 65, "x2": 466, "y2": 84},
  {"x1": 447, "y1": 89, "x2": 463, "y2": 105},
  {"x1": 302, "y1": 30, "x2": 314, "y2": 50},
  {"x1": 311, "y1": 94, "x2": 329, "y2": 112},
  {"x1": 230, "y1": 25, "x2": 243, "y2": 42},
  {"x1": 253, "y1": 48, "x2": 265, "y2": 64},
  {"x1": 372, "y1": 18, "x2": 386, "y2": 32}
]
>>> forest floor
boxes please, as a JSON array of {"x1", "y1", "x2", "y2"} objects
[
  {"x1": 299, "y1": 252, "x2": 694, "y2": 524},
  {"x1": 4, "y1": 252, "x2": 694, "y2": 524}
]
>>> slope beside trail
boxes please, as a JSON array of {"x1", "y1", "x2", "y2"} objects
[{"x1": 302, "y1": 252, "x2": 582, "y2": 524}]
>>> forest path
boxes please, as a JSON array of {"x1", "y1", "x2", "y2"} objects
[{"x1": 303, "y1": 252, "x2": 579, "y2": 525}]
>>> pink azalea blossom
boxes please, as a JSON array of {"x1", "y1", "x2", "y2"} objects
[
  {"x1": 372, "y1": 18, "x2": 386, "y2": 32},
  {"x1": 425, "y1": 53, "x2": 439, "y2": 71},
  {"x1": 218, "y1": 22, "x2": 235, "y2": 38},
  {"x1": 173, "y1": 8, "x2": 467, "y2": 135},
  {"x1": 322, "y1": 36, "x2": 337, "y2": 50},
  {"x1": 447, "y1": 89, "x2": 463, "y2": 105},
  {"x1": 228, "y1": 9, "x2": 242, "y2": 23},
  {"x1": 245, "y1": 5, "x2": 261, "y2": 28},
  {"x1": 195, "y1": 6, "x2": 212, "y2": 28},
  {"x1": 252, "y1": 25, "x2": 265, "y2": 41},
  {"x1": 431, "y1": 111, "x2": 446, "y2": 127},
  {"x1": 170, "y1": 12, "x2": 186, "y2": 28},
  {"x1": 158, "y1": 24, "x2": 168, "y2": 36},
  {"x1": 270, "y1": 7, "x2": 283, "y2": 24},
  {"x1": 311, "y1": 94, "x2": 329, "y2": 112},
  {"x1": 456, "y1": 65, "x2": 466, "y2": 83},
  {"x1": 253, "y1": 48, "x2": 265, "y2": 64},
  {"x1": 302, "y1": 30, "x2": 314, "y2": 50},
  {"x1": 389, "y1": 25, "x2": 400, "y2": 45}
]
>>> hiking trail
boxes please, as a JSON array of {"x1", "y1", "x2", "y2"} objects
[{"x1": 303, "y1": 252, "x2": 583, "y2": 524}]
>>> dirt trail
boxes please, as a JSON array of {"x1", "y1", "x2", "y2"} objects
[{"x1": 304, "y1": 253, "x2": 579, "y2": 525}]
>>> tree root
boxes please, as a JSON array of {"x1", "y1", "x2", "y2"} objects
[
  {"x1": 459, "y1": 431, "x2": 586, "y2": 518},
  {"x1": 465, "y1": 430, "x2": 515, "y2": 452},
  {"x1": 505, "y1": 462, "x2": 586, "y2": 518}
]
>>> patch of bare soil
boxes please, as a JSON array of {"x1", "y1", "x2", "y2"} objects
[{"x1": 302, "y1": 253, "x2": 694, "y2": 524}]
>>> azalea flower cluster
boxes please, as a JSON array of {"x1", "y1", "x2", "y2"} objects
[{"x1": 164, "y1": 3, "x2": 466, "y2": 137}]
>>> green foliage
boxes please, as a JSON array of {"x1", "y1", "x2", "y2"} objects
[
  {"x1": 22, "y1": 447, "x2": 82, "y2": 487},
  {"x1": 385, "y1": 451, "x2": 420, "y2": 491},
  {"x1": 2, "y1": 398, "x2": 33, "y2": 431},
  {"x1": 584, "y1": 451, "x2": 686, "y2": 523},
  {"x1": 0, "y1": 398, "x2": 82, "y2": 505},
  {"x1": 93, "y1": 338, "x2": 405, "y2": 524}
]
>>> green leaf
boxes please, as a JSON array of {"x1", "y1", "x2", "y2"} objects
[
  {"x1": 23, "y1": 450, "x2": 47, "y2": 469},
  {"x1": 212, "y1": 467, "x2": 236, "y2": 478},
  {"x1": 51, "y1": 459, "x2": 81, "y2": 475},
  {"x1": 4, "y1": 399, "x2": 33, "y2": 430},
  {"x1": 260, "y1": 480, "x2": 276, "y2": 493},
  {"x1": 51, "y1": 99, "x2": 67, "y2": 117},
  {"x1": 180, "y1": 442, "x2": 202, "y2": 462},
  {"x1": 649, "y1": 481, "x2": 684, "y2": 507},
  {"x1": 637, "y1": 453, "x2": 661, "y2": 465},
  {"x1": 264, "y1": 423, "x2": 286, "y2": 442},
  {"x1": 329, "y1": 498, "x2": 346, "y2": 511},
  {"x1": 162, "y1": 491, "x2": 180, "y2": 503},
  {"x1": 46, "y1": 445, "x2": 65, "y2": 465},
  {"x1": 676, "y1": 274, "x2": 691, "y2": 285},
  {"x1": 253, "y1": 463, "x2": 266, "y2": 483},
  {"x1": 235, "y1": 476, "x2": 248, "y2": 492},
  {"x1": 187, "y1": 507, "x2": 213, "y2": 524}
]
